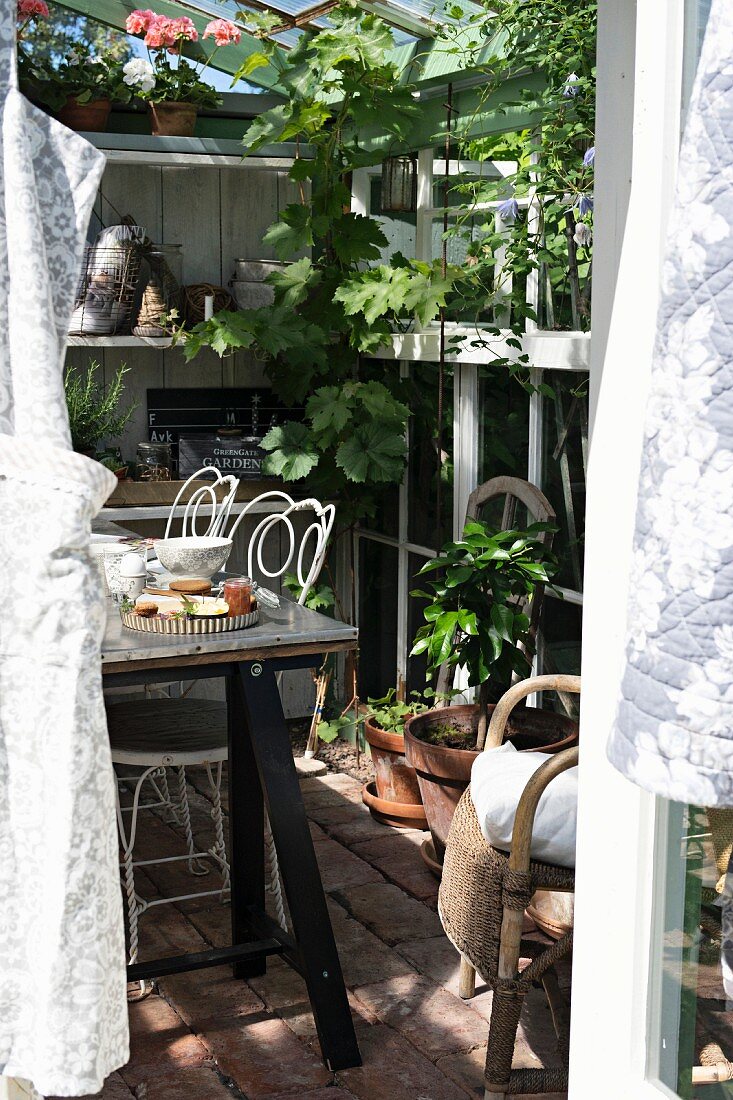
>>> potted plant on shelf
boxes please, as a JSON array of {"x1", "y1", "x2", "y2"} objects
[
  {"x1": 16, "y1": 5, "x2": 130, "y2": 129},
  {"x1": 123, "y1": 10, "x2": 242, "y2": 137},
  {"x1": 404, "y1": 520, "x2": 579, "y2": 870},
  {"x1": 361, "y1": 690, "x2": 430, "y2": 829},
  {"x1": 64, "y1": 361, "x2": 136, "y2": 460},
  {"x1": 52, "y1": 43, "x2": 133, "y2": 132}
]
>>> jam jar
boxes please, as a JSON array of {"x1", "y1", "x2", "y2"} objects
[{"x1": 223, "y1": 577, "x2": 255, "y2": 617}]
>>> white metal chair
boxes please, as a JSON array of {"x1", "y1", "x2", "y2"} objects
[{"x1": 107, "y1": 472, "x2": 335, "y2": 967}]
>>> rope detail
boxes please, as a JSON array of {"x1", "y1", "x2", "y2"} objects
[
  {"x1": 264, "y1": 813, "x2": 288, "y2": 931},
  {"x1": 502, "y1": 869, "x2": 534, "y2": 911}
]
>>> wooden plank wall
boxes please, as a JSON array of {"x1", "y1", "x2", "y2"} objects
[
  {"x1": 65, "y1": 160, "x2": 297, "y2": 458},
  {"x1": 68, "y1": 161, "x2": 318, "y2": 716}
]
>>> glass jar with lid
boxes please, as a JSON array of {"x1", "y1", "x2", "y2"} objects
[{"x1": 134, "y1": 441, "x2": 172, "y2": 482}]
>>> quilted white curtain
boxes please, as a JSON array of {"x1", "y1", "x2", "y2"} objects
[
  {"x1": 0, "y1": 2, "x2": 129, "y2": 1095},
  {"x1": 609, "y1": 0, "x2": 733, "y2": 806}
]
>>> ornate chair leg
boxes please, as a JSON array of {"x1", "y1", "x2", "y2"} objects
[
  {"x1": 176, "y1": 764, "x2": 208, "y2": 876},
  {"x1": 115, "y1": 767, "x2": 156, "y2": 968},
  {"x1": 264, "y1": 812, "x2": 288, "y2": 931},
  {"x1": 206, "y1": 761, "x2": 230, "y2": 893},
  {"x1": 459, "y1": 957, "x2": 476, "y2": 999},
  {"x1": 484, "y1": 986, "x2": 524, "y2": 1099}
]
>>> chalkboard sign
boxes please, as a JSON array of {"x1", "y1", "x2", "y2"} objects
[
  {"x1": 178, "y1": 433, "x2": 267, "y2": 480},
  {"x1": 146, "y1": 387, "x2": 301, "y2": 471}
]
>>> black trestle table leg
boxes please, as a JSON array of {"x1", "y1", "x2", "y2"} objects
[
  {"x1": 234, "y1": 660, "x2": 361, "y2": 1072},
  {"x1": 227, "y1": 672, "x2": 266, "y2": 979}
]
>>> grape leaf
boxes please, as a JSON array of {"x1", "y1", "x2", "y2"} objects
[
  {"x1": 331, "y1": 214, "x2": 388, "y2": 265},
  {"x1": 306, "y1": 385, "x2": 354, "y2": 444},
  {"x1": 268, "y1": 257, "x2": 320, "y2": 308},
  {"x1": 263, "y1": 203, "x2": 313, "y2": 259},
  {"x1": 335, "y1": 422, "x2": 407, "y2": 483},
  {"x1": 260, "y1": 422, "x2": 319, "y2": 481}
]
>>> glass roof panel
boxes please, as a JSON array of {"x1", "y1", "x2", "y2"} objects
[{"x1": 173, "y1": 0, "x2": 487, "y2": 39}]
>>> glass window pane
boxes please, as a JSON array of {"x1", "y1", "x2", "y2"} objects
[
  {"x1": 650, "y1": 803, "x2": 733, "y2": 1099},
  {"x1": 541, "y1": 371, "x2": 588, "y2": 593},
  {"x1": 407, "y1": 363, "x2": 453, "y2": 550},
  {"x1": 357, "y1": 539, "x2": 398, "y2": 699},
  {"x1": 407, "y1": 551, "x2": 433, "y2": 696},
  {"x1": 370, "y1": 177, "x2": 417, "y2": 263},
  {"x1": 478, "y1": 365, "x2": 530, "y2": 526}
]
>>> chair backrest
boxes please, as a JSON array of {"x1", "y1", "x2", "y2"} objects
[
  {"x1": 435, "y1": 475, "x2": 555, "y2": 699},
  {"x1": 226, "y1": 491, "x2": 336, "y2": 606},
  {"x1": 163, "y1": 470, "x2": 335, "y2": 606},
  {"x1": 163, "y1": 466, "x2": 239, "y2": 540}
]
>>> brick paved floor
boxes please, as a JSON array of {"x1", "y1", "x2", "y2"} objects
[{"x1": 61, "y1": 768, "x2": 569, "y2": 1100}]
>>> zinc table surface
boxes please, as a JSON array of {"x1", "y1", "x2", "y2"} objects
[
  {"x1": 101, "y1": 595, "x2": 357, "y2": 669},
  {"x1": 93, "y1": 518, "x2": 357, "y2": 672}
]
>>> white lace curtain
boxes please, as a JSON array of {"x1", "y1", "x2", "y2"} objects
[{"x1": 0, "y1": 1, "x2": 129, "y2": 1094}]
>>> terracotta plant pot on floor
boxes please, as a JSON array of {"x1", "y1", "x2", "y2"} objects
[
  {"x1": 361, "y1": 716, "x2": 427, "y2": 829},
  {"x1": 404, "y1": 703, "x2": 579, "y2": 874},
  {"x1": 148, "y1": 101, "x2": 198, "y2": 137},
  {"x1": 57, "y1": 96, "x2": 111, "y2": 132}
]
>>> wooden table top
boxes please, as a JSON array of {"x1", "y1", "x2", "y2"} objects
[
  {"x1": 94, "y1": 518, "x2": 357, "y2": 675},
  {"x1": 101, "y1": 595, "x2": 357, "y2": 673}
]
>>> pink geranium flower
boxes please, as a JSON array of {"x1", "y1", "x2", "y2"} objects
[
  {"x1": 170, "y1": 16, "x2": 198, "y2": 41},
  {"x1": 125, "y1": 8, "x2": 156, "y2": 34},
  {"x1": 17, "y1": 0, "x2": 49, "y2": 17},
  {"x1": 203, "y1": 18, "x2": 242, "y2": 47},
  {"x1": 144, "y1": 16, "x2": 176, "y2": 50}
]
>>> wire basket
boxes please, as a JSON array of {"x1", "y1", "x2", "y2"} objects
[{"x1": 69, "y1": 240, "x2": 143, "y2": 336}]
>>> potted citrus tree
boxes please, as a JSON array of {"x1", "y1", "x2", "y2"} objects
[{"x1": 404, "y1": 520, "x2": 579, "y2": 869}]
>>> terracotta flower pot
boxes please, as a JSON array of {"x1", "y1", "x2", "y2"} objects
[
  {"x1": 57, "y1": 96, "x2": 111, "y2": 132},
  {"x1": 404, "y1": 703, "x2": 579, "y2": 869},
  {"x1": 361, "y1": 716, "x2": 427, "y2": 830},
  {"x1": 148, "y1": 101, "x2": 198, "y2": 137}
]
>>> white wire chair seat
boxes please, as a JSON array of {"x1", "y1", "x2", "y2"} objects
[{"x1": 109, "y1": 469, "x2": 335, "y2": 971}]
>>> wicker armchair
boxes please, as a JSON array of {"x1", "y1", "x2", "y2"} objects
[{"x1": 438, "y1": 674, "x2": 581, "y2": 1099}]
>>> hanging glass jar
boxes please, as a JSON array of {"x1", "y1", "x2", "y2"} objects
[{"x1": 381, "y1": 154, "x2": 418, "y2": 213}]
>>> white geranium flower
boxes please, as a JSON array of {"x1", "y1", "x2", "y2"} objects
[{"x1": 123, "y1": 57, "x2": 156, "y2": 93}]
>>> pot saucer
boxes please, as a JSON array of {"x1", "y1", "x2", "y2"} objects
[{"x1": 421, "y1": 836, "x2": 443, "y2": 879}]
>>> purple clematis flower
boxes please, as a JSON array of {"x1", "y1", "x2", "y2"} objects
[
  {"x1": 498, "y1": 197, "x2": 519, "y2": 221},
  {"x1": 576, "y1": 193, "x2": 594, "y2": 216},
  {"x1": 583, "y1": 146, "x2": 595, "y2": 167}
]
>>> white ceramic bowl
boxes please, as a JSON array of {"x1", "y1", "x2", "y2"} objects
[{"x1": 154, "y1": 536, "x2": 232, "y2": 579}]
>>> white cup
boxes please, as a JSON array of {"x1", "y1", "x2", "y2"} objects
[
  {"x1": 102, "y1": 544, "x2": 136, "y2": 599},
  {"x1": 117, "y1": 552, "x2": 147, "y2": 602}
]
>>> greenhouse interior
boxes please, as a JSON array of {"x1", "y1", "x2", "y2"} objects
[{"x1": 1, "y1": 0, "x2": 731, "y2": 1099}]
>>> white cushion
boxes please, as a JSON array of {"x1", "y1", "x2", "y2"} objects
[{"x1": 470, "y1": 742, "x2": 577, "y2": 869}]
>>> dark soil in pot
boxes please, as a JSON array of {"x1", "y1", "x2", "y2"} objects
[{"x1": 404, "y1": 703, "x2": 578, "y2": 866}]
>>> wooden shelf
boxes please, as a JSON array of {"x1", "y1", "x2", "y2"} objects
[
  {"x1": 68, "y1": 335, "x2": 174, "y2": 348},
  {"x1": 84, "y1": 132, "x2": 309, "y2": 169},
  {"x1": 373, "y1": 327, "x2": 591, "y2": 372}
]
